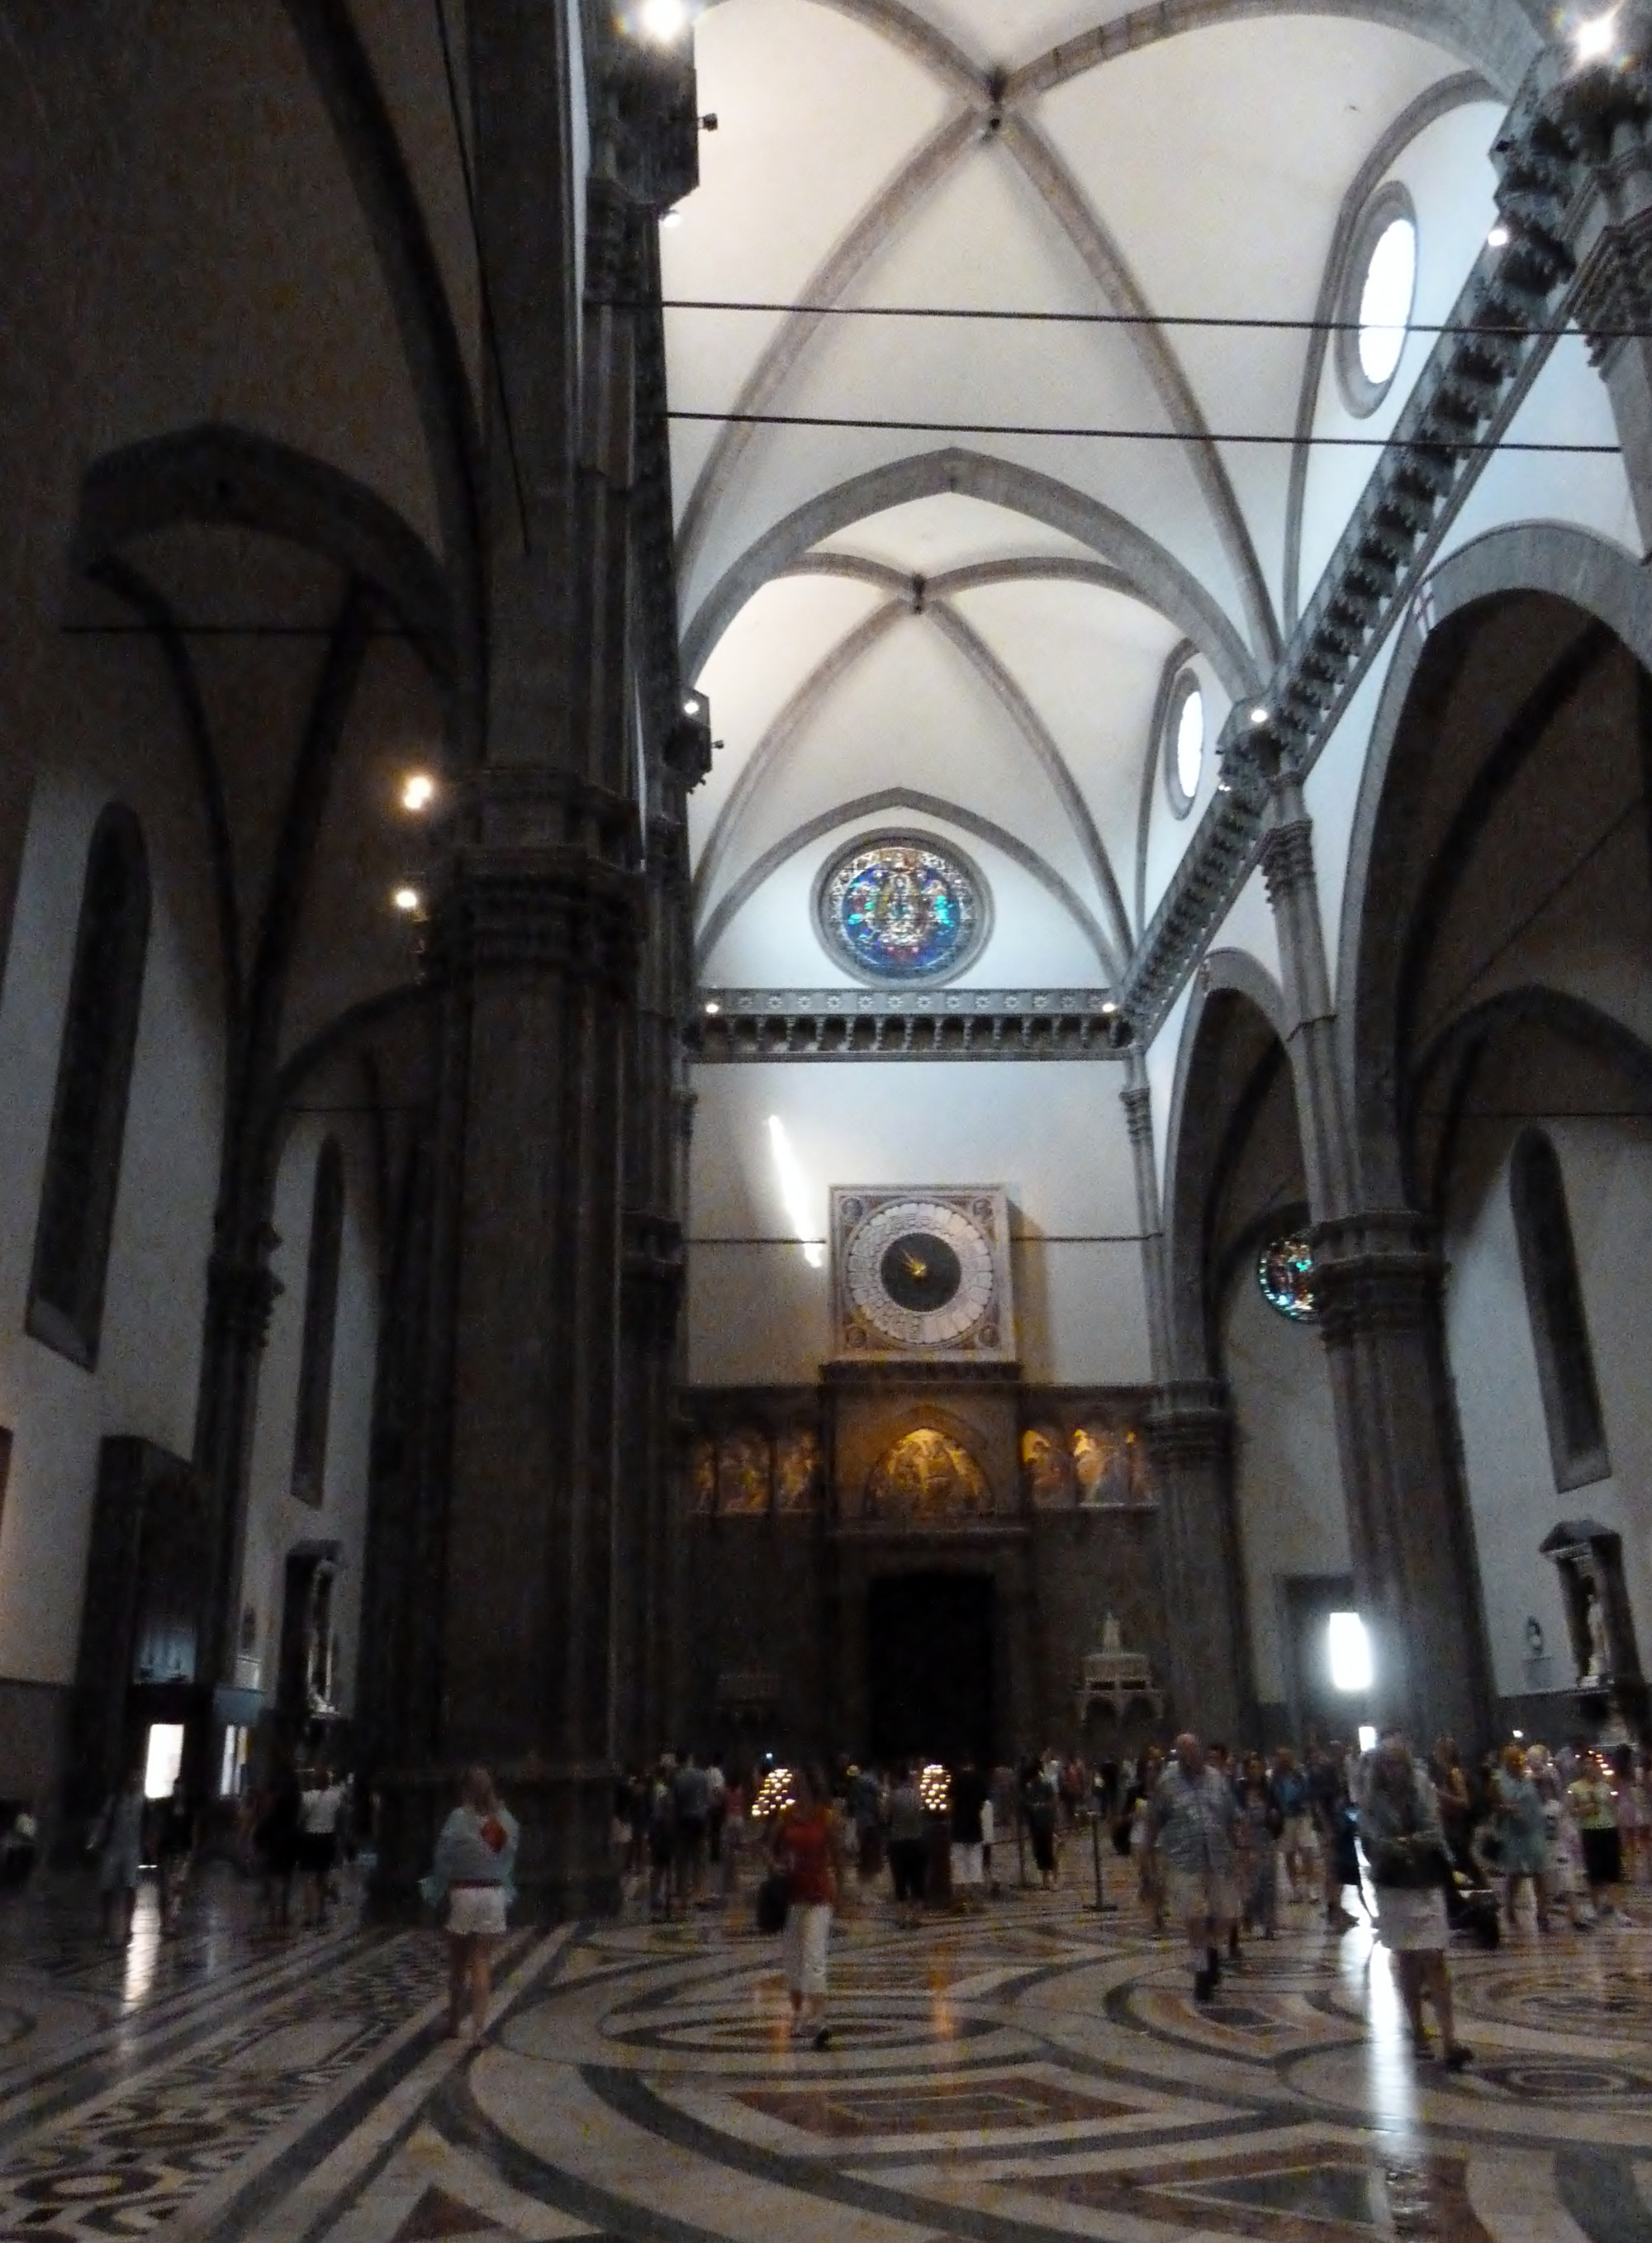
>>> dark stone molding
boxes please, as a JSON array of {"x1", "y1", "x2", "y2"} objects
[
  {"x1": 1311, "y1": 1209, "x2": 1441, "y2": 1346},
  {"x1": 1121, "y1": 1083, "x2": 1154, "y2": 1145},
  {"x1": 203, "y1": 1246, "x2": 284, "y2": 1355},
  {"x1": 471, "y1": 765, "x2": 638, "y2": 858},
  {"x1": 430, "y1": 848, "x2": 642, "y2": 988},
  {"x1": 691, "y1": 990, "x2": 1128, "y2": 1062},
  {"x1": 1573, "y1": 202, "x2": 1652, "y2": 368},
  {"x1": 1260, "y1": 818, "x2": 1317, "y2": 910},
  {"x1": 821, "y1": 1357, "x2": 1024, "y2": 1391},
  {"x1": 1142, "y1": 1382, "x2": 1234, "y2": 1470}
]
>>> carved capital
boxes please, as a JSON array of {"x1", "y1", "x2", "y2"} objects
[
  {"x1": 1573, "y1": 200, "x2": 1652, "y2": 368},
  {"x1": 1260, "y1": 817, "x2": 1317, "y2": 910},
  {"x1": 1312, "y1": 1210, "x2": 1441, "y2": 1347},
  {"x1": 471, "y1": 766, "x2": 637, "y2": 859},
  {"x1": 1142, "y1": 1381, "x2": 1232, "y2": 1471},
  {"x1": 583, "y1": 175, "x2": 647, "y2": 307},
  {"x1": 206, "y1": 1245, "x2": 283, "y2": 1351},
  {"x1": 1120, "y1": 1083, "x2": 1155, "y2": 1146},
  {"x1": 432, "y1": 848, "x2": 642, "y2": 991}
]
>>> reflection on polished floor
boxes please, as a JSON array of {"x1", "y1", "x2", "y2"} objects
[{"x1": 1, "y1": 1864, "x2": 1651, "y2": 2241}]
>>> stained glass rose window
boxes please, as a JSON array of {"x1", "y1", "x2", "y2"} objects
[
  {"x1": 817, "y1": 834, "x2": 988, "y2": 984},
  {"x1": 1258, "y1": 1233, "x2": 1317, "y2": 1322}
]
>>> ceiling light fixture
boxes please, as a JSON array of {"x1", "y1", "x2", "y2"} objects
[
  {"x1": 683, "y1": 696, "x2": 702, "y2": 716},
  {"x1": 703, "y1": 999, "x2": 721, "y2": 1015},
  {"x1": 1573, "y1": 8, "x2": 1619, "y2": 62},
  {"x1": 637, "y1": 0, "x2": 689, "y2": 40},
  {"x1": 1100, "y1": 1000, "x2": 1118, "y2": 1016},
  {"x1": 661, "y1": 207, "x2": 683, "y2": 230},
  {"x1": 400, "y1": 772, "x2": 436, "y2": 812},
  {"x1": 1249, "y1": 705, "x2": 1270, "y2": 727},
  {"x1": 1487, "y1": 222, "x2": 1511, "y2": 249},
  {"x1": 392, "y1": 886, "x2": 422, "y2": 915}
]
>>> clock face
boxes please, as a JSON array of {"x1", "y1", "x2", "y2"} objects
[{"x1": 843, "y1": 1198, "x2": 997, "y2": 1348}]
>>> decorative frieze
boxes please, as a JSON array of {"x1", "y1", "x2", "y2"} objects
[
  {"x1": 1259, "y1": 818, "x2": 1317, "y2": 910},
  {"x1": 691, "y1": 988, "x2": 1127, "y2": 1061}
]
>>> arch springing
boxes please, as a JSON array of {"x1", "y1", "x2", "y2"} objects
[
  {"x1": 26, "y1": 805, "x2": 151, "y2": 1370},
  {"x1": 1509, "y1": 1129, "x2": 1609, "y2": 1490}
]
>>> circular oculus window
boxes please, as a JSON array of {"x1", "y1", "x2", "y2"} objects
[
  {"x1": 1258, "y1": 1233, "x2": 1317, "y2": 1323},
  {"x1": 1165, "y1": 672, "x2": 1204, "y2": 818},
  {"x1": 1337, "y1": 188, "x2": 1417, "y2": 416},
  {"x1": 815, "y1": 833, "x2": 990, "y2": 986}
]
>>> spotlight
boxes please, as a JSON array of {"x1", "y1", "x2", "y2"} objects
[
  {"x1": 683, "y1": 696, "x2": 702, "y2": 716},
  {"x1": 399, "y1": 771, "x2": 436, "y2": 812},
  {"x1": 392, "y1": 885, "x2": 423, "y2": 915},
  {"x1": 1573, "y1": 8, "x2": 1618, "y2": 62},
  {"x1": 637, "y1": 0, "x2": 688, "y2": 40},
  {"x1": 1487, "y1": 222, "x2": 1510, "y2": 249},
  {"x1": 660, "y1": 207, "x2": 683, "y2": 230},
  {"x1": 1100, "y1": 1000, "x2": 1118, "y2": 1016},
  {"x1": 1249, "y1": 705, "x2": 1270, "y2": 727},
  {"x1": 703, "y1": 999, "x2": 721, "y2": 1015}
]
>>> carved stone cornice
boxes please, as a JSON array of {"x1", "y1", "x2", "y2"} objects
[
  {"x1": 430, "y1": 847, "x2": 642, "y2": 991},
  {"x1": 1573, "y1": 202, "x2": 1652, "y2": 366},
  {"x1": 1260, "y1": 818, "x2": 1317, "y2": 909},
  {"x1": 1311, "y1": 1210, "x2": 1443, "y2": 1347},
  {"x1": 691, "y1": 989, "x2": 1128, "y2": 1062}
]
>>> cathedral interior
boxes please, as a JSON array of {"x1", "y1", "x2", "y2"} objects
[{"x1": 3, "y1": 0, "x2": 1652, "y2": 2236}]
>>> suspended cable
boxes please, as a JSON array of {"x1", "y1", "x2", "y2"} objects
[
  {"x1": 648, "y1": 295, "x2": 1635, "y2": 343},
  {"x1": 661, "y1": 407, "x2": 1618, "y2": 454}
]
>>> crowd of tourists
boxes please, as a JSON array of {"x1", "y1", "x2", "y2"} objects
[{"x1": 615, "y1": 1725, "x2": 1649, "y2": 2060}]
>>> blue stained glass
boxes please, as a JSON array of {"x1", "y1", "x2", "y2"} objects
[
  {"x1": 1258, "y1": 1234, "x2": 1317, "y2": 1322},
  {"x1": 819, "y1": 836, "x2": 985, "y2": 983}
]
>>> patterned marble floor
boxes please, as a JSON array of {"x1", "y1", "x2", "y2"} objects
[{"x1": 0, "y1": 1864, "x2": 1650, "y2": 2241}]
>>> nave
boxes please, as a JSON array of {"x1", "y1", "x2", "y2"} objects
[{"x1": 0, "y1": 1869, "x2": 1650, "y2": 2242}]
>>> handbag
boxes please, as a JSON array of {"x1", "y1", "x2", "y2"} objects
[{"x1": 755, "y1": 1867, "x2": 790, "y2": 1935}]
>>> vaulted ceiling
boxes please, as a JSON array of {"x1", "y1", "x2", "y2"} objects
[{"x1": 670, "y1": 0, "x2": 1530, "y2": 991}]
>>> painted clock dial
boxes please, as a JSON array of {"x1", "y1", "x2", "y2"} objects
[{"x1": 844, "y1": 1198, "x2": 996, "y2": 1348}]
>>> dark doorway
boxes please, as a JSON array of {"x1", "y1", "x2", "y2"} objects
[{"x1": 867, "y1": 1571, "x2": 995, "y2": 1766}]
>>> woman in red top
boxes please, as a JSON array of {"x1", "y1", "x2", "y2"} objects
[{"x1": 776, "y1": 1766, "x2": 838, "y2": 2048}]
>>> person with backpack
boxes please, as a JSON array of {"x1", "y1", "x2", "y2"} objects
[{"x1": 423, "y1": 1766, "x2": 518, "y2": 2040}]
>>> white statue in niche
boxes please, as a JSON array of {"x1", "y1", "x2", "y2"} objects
[
  {"x1": 1101, "y1": 1610, "x2": 1123, "y2": 1656},
  {"x1": 1581, "y1": 1583, "x2": 1611, "y2": 1681}
]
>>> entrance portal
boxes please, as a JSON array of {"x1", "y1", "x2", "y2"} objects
[{"x1": 867, "y1": 1571, "x2": 995, "y2": 1766}]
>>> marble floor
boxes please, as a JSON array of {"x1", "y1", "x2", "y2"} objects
[{"x1": 0, "y1": 1862, "x2": 1650, "y2": 2241}]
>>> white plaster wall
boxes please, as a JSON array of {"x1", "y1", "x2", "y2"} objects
[
  {"x1": 1446, "y1": 1120, "x2": 1652, "y2": 1705},
  {"x1": 1222, "y1": 1259, "x2": 1350, "y2": 1708},
  {"x1": 239, "y1": 1111, "x2": 379, "y2": 1719},
  {"x1": 687, "y1": 1062, "x2": 1149, "y2": 1385},
  {"x1": 1144, "y1": 981, "x2": 1191, "y2": 1203},
  {"x1": 0, "y1": 669, "x2": 225, "y2": 1689}
]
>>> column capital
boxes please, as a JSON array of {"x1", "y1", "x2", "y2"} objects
[
  {"x1": 1260, "y1": 815, "x2": 1317, "y2": 910},
  {"x1": 1142, "y1": 1380, "x2": 1233, "y2": 1467},
  {"x1": 1312, "y1": 1209, "x2": 1442, "y2": 1344},
  {"x1": 205, "y1": 1240, "x2": 283, "y2": 1351},
  {"x1": 431, "y1": 846, "x2": 642, "y2": 990},
  {"x1": 1120, "y1": 1081, "x2": 1155, "y2": 1144},
  {"x1": 470, "y1": 765, "x2": 637, "y2": 857}
]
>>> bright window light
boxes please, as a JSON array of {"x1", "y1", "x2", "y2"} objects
[
  {"x1": 1357, "y1": 216, "x2": 1417, "y2": 387},
  {"x1": 767, "y1": 1115, "x2": 824, "y2": 1268},
  {"x1": 1574, "y1": 10, "x2": 1618, "y2": 63},
  {"x1": 1327, "y1": 1611, "x2": 1373, "y2": 1694},
  {"x1": 1175, "y1": 686, "x2": 1204, "y2": 801},
  {"x1": 1358, "y1": 1724, "x2": 1378, "y2": 1753},
  {"x1": 144, "y1": 1722, "x2": 185, "y2": 1800},
  {"x1": 638, "y1": 0, "x2": 688, "y2": 38}
]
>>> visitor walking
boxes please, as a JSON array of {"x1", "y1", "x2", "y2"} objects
[
  {"x1": 92, "y1": 1767, "x2": 146, "y2": 1946},
  {"x1": 774, "y1": 1765, "x2": 838, "y2": 2047},
  {"x1": 1149, "y1": 1732, "x2": 1240, "y2": 2003},
  {"x1": 949, "y1": 1754, "x2": 989, "y2": 1908},
  {"x1": 1493, "y1": 1742, "x2": 1550, "y2": 1932},
  {"x1": 299, "y1": 1765, "x2": 345, "y2": 1927},
  {"x1": 887, "y1": 1764, "x2": 927, "y2": 1925},
  {"x1": 1020, "y1": 1756, "x2": 1059, "y2": 1889},
  {"x1": 1361, "y1": 1729, "x2": 1472, "y2": 2069},
  {"x1": 155, "y1": 1777, "x2": 197, "y2": 1936},
  {"x1": 1237, "y1": 1751, "x2": 1282, "y2": 1938},
  {"x1": 256, "y1": 1759, "x2": 304, "y2": 1932},
  {"x1": 1569, "y1": 1748, "x2": 1631, "y2": 1924},
  {"x1": 423, "y1": 1766, "x2": 518, "y2": 2040}
]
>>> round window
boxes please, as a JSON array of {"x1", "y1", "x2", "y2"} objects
[
  {"x1": 814, "y1": 832, "x2": 990, "y2": 985},
  {"x1": 1165, "y1": 672, "x2": 1204, "y2": 819},
  {"x1": 1258, "y1": 1233, "x2": 1317, "y2": 1323},
  {"x1": 1336, "y1": 188, "x2": 1417, "y2": 416}
]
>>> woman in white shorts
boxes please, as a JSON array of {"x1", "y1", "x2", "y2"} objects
[
  {"x1": 1361, "y1": 1732, "x2": 1471, "y2": 2070},
  {"x1": 424, "y1": 1767, "x2": 519, "y2": 2038}
]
